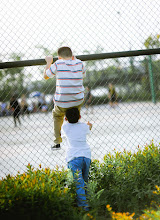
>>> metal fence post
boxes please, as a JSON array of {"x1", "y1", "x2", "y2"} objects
[{"x1": 148, "y1": 55, "x2": 156, "y2": 104}]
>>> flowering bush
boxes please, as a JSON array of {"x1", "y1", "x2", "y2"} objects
[
  {"x1": 106, "y1": 204, "x2": 135, "y2": 220},
  {"x1": 138, "y1": 185, "x2": 160, "y2": 220},
  {"x1": 0, "y1": 142, "x2": 160, "y2": 219},
  {"x1": 88, "y1": 141, "x2": 160, "y2": 217},
  {"x1": 0, "y1": 164, "x2": 80, "y2": 220},
  {"x1": 105, "y1": 186, "x2": 160, "y2": 219}
]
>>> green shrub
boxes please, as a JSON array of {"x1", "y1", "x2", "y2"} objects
[
  {"x1": 88, "y1": 142, "x2": 160, "y2": 217},
  {"x1": 0, "y1": 164, "x2": 81, "y2": 220},
  {"x1": 0, "y1": 142, "x2": 160, "y2": 219}
]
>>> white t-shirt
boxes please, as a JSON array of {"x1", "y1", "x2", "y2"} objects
[
  {"x1": 62, "y1": 122, "x2": 91, "y2": 163},
  {"x1": 46, "y1": 58, "x2": 86, "y2": 108}
]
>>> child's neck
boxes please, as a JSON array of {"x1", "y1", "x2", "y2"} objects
[{"x1": 61, "y1": 57, "x2": 72, "y2": 60}]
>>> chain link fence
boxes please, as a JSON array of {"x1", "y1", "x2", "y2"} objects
[{"x1": 0, "y1": 0, "x2": 160, "y2": 178}]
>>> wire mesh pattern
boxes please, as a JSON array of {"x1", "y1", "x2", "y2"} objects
[{"x1": 0, "y1": 0, "x2": 160, "y2": 178}]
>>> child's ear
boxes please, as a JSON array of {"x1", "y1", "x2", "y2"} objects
[{"x1": 79, "y1": 115, "x2": 81, "y2": 119}]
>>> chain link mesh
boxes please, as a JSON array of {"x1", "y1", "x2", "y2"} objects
[{"x1": 0, "y1": 0, "x2": 160, "y2": 178}]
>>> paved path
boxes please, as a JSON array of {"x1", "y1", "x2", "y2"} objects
[{"x1": 0, "y1": 102, "x2": 160, "y2": 178}]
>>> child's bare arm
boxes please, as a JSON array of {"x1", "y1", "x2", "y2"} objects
[
  {"x1": 44, "y1": 56, "x2": 53, "y2": 80},
  {"x1": 87, "y1": 121, "x2": 92, "y2": 130}
]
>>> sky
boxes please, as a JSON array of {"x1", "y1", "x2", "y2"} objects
[{"x1": 0, "y1": 0, "x2": 160, "y2": 62}]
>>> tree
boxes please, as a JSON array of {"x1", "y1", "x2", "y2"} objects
[
  {"x1": 144, "y1": 34, "x2": 160, "y2": 49},
  {"x1": 83, "y1": 46, "x2": 105, "y2": 86},
  {"x1": 0, "y1": 53, "x2": 26, "y2": 102},
  {"x1": 25, "y1": 45, "x2": 59, "y2": 96}
]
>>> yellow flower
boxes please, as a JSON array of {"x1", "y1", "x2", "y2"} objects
[
  {"x1": 153, "y1": 191, "x2": 158, "y2": 194},
  {"x1": 63, "y1": 188, "x2": 68, "y2": 193},
  {"x1": 33, "y1": 178, "x2": 36, "y2": 185},
  {"x1": 106, "y1": 204, "x2": 112, "y2": 212},
  {"x1": 111, "y1": 211, "x2": 135, "y2": 220},
  {"x1": 153, "y1": 185, "x2": 160, "y2": 195},
  {"x1": 155, "y1": 185, "x2": 160, "y2": 191},
  {"x1": 143, "y1": 152, "x2": 146, "y2": 157},
  {"x1": 45, "y1": 168, "x2": 47, "y2": 173},
  {"x1": 51, "y1": 186, "x2": 55, "y2": 192},
  {"x1": 130, "y1": 213, "x2": 135, "y2": 217},
  {"x1": 87, "y1": 213, "x2": 94, "y2": 219},
  {"x1": 108, "y1": 164, "x2": 112, "y2": 168}
]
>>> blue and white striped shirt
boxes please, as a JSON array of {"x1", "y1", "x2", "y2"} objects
[{"x1": 46, "y1": 58, "x2": 86, "y2": 108}]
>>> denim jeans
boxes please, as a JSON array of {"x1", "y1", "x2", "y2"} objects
[{"x1": 68, "y1": 157, "x2": 91, "y2": 208}]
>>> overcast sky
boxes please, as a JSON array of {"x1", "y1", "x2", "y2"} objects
[{"x1": 0, "y1": 0, "x2": 160, "y2": 61}]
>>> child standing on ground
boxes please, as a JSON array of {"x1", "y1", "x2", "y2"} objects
[
  {"x1": 10, "y1": 95, "x2": 21, "y2": 127},
  {"x1": 44, "y1": 47, "x2": 86, "y2": 149},
  {"x1": 62, "y1": 107, "x2": 92, "y2": 211},
  {"x1": 108, "y1": 83, "x2": 118, "y2": 108}
]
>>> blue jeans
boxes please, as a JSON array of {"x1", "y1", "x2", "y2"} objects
[{"x1": 68, "y1": 157, "x2": 91, "y2": 208}]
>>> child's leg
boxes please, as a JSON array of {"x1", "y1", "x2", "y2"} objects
[
  {"x1": 52, "y1": 105, "x2": 65, "y2": 145},
  {"x1": 82, "y1": 158, "x2": 91, "y2": 198},
  {"x1": 17, "y1": 115, "x2": 21, "y2": 125},
  {"x1": 52, "y1": 103, "x2": 83, "y2": 145},
  {"x1": 13, "y1": 116, "x2": 17, "y2": 127},
  {"x1": 82, "y1": 158, "x2": 91, "y2": 183},
  {"x1": 68, "y1": 157, "x2": 89, "y2": 208}
]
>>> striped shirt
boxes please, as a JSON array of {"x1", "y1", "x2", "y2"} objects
[{"x1": 46, "y1": 58, "x2": 86, "y2": 108}]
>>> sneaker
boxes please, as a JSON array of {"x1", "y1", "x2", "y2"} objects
[{"x1": 51, "y1": 144, "x2": 61, "y2": 150}]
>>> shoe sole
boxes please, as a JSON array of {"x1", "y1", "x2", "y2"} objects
[{"x1": 51, "y1": 147, "x2": 61, "y2": 151}]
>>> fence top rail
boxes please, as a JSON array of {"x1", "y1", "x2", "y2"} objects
[{"x1": 0, "y1": 48, "x2": 160, "y2": 69}]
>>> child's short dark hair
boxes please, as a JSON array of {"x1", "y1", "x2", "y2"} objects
[
  {"x1": 58, "y1": 47, "x2": 72, "y2": 58},
  {"x1": 66, "y1": 108, "x2": 80, "y2": 123}
]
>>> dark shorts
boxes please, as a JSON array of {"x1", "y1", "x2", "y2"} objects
[
  {"x1": 13, "y1": 109, "x2": 21, "y2": 118},
  {"x1": 110, "y1": 95, "x2": 116, "y2": 102}
]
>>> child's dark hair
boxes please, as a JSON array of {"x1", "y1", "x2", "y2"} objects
[
  {"x1": 58, "y1": 47, "x2": 72, "y2": 58},
  {"x1": 65, "y1": 108, "x2": 80, "y2": 123}
]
